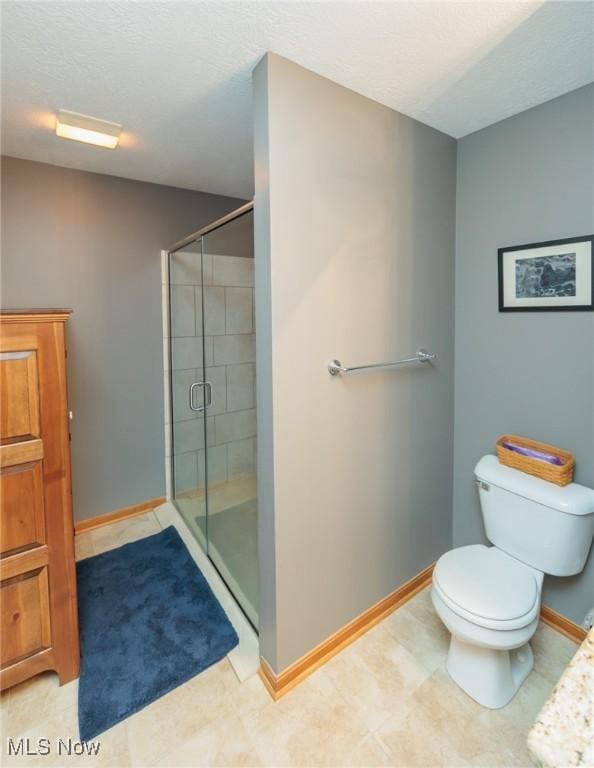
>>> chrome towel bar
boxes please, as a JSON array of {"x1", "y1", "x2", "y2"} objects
[{"x1": 328, "y1": 349, "x2": 435, "y2": 376}]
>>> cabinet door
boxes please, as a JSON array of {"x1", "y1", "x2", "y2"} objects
[
  {"x1": 0, "y1": 338, "x2": 52, "y2": 675},
  {"x1": 0, "y1": 345, "x2": 46, "y2": 556},
  {"x1": 0, "y1": 349, "x2": 40, "y2": 440},
  {"x1": 1, "y1": 567, "x2": 52, "y2": 667},
  {"x1": 0, "y1": 461, "x2": 46, "y2": 556}
]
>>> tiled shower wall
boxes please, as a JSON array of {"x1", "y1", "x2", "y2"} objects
[{"x1": 163, "y1": 250, "x2": 256, "y2": 497}]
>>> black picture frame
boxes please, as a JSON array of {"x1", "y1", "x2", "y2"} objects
[{"x1": 498, "y1": 235, "x2": 594, "y2": 312}]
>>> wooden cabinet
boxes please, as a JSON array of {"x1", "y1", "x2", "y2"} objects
[{"x1": 0, "y1": 310, "x2": 79, "y2": 689}]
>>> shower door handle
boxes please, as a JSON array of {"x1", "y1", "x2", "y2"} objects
[
  {"x1": 189, "y1": 381, "x2": 212, "y2": 412},
  {"x1": 189, "y1": 382, "x2": 203, "y2": 412}
]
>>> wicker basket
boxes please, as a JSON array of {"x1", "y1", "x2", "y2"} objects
[{"x1": 495, "y1": 435, "x2": 574, "y2": 486}]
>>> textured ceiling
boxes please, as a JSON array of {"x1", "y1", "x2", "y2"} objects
[{"x1": 2, "y1": 1, "x2": 592, "y2": 199}]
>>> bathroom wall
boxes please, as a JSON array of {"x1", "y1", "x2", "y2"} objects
[
  {"x1": 0, "y1": 156, "x2": 244, "y2": 522},
  {"x1": 254, "y1": 53, "x2": 457, "y2": 671},
  {"x1": 168, "y1": 248, "x2": 256, "y2": 493},
  {"x1": 454, "y1": 84, "x2": 594, "y2": 625}
]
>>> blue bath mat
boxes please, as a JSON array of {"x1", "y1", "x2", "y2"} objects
[{"x1": 76, "y1": 525, "x2": 238, "y2": 741}]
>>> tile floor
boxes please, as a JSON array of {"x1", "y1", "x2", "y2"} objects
[{"x1": 1, "y1": 511, "x2": 578, "y2": 767}]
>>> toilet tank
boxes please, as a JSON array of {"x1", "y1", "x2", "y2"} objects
[{"x1": 474, "y1": 455, "x2": 594, "y2": 576}]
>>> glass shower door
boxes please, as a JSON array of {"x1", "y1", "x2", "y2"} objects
[
  {"x1": 168, "y1": 205, "x2": 258, "y2": 630},
  {"x1": 169, "y1": 240, "x2": 209, "y2": 549},
  {"x1": 201, "y1": 210, "x2": 258, "y2": 628}
]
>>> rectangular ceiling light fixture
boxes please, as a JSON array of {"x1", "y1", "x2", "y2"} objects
[{"x1": 56, "y1": 109, "x2": 122, "y2": 149}]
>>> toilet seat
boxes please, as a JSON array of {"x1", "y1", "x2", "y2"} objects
[{"x1": 433, "y1": 545, "x2": 540, "y2": 631}]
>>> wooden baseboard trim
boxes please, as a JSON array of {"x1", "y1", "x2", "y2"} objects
[
  {"x1": 74, "y1": 497, "x2": 166, "y2": 535},
  {"x1": 259, "y1": 562, "x2": 435, "y2": 701},
  {"x1": 540, "y1": 604, "x2": 587, "y2": 643},
  {"x1": 259, "y1": 564, "x2": 589, "y2": 701}
]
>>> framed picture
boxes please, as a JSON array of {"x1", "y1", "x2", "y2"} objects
[{"x1": 498, "y1": 235, "x2": 594, "y2": 312}]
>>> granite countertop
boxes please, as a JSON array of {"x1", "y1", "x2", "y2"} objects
[{"x1": 528, "y1": 628, "x2": 594, "y2": 767}]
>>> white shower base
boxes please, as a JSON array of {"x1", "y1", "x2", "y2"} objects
[{"x1": 154, "y1": 500, "x2": 259, "y2": 682}]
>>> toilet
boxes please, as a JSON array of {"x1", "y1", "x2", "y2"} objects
[{"x1": 432, "y1": 454, "x2": 594, "y2": 709}]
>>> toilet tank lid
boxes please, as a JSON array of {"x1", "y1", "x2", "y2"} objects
[{"x1": 474, "y1": 455, "x2": 594, "y2": 516}]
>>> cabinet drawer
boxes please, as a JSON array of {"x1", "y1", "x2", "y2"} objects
[
  {"x1": 0, "y1": 461, "x2": 46, "y2": 556},
  {"x1": 1, "y1": 566, "x2": 52, "y2": 667}
]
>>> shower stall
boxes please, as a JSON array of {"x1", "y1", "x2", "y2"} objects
[{"x1": 165, "y1": 202, "x2": 258, "y2": 629}]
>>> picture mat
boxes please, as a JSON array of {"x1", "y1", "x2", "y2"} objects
[{"x1": 502, "y1": 240, "x2": 592, "y2": 308}]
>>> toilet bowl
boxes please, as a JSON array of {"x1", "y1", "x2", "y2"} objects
[
  {"x1": 432, "y1": 454, "x2": 594, "y2": 709},
  {"x1": 431, "y1": 544, "x2": 542, "y2": 708}
]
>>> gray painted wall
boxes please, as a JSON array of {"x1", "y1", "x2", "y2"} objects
[
  {"x1": 254, "y1": 54, "x2": 457, "y2": 672},
  {"x1": 454, "y1": 84, "x2": 594, "y2": 625},
  {"x1": 252, "y1": 58, "x2": 278, "y2": 667},
  {"x1": 1, "y1": 156, "x2": 243, "y2": 522}
]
